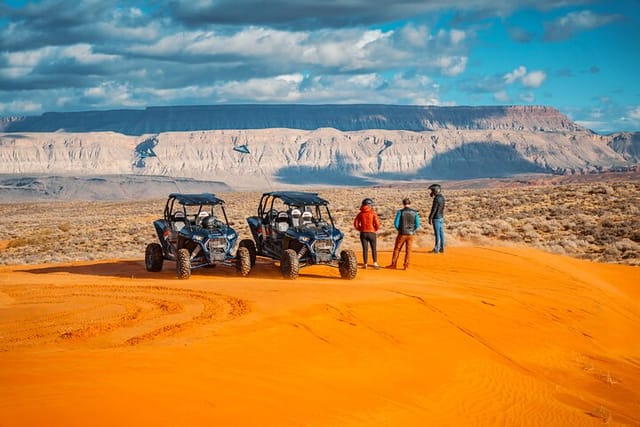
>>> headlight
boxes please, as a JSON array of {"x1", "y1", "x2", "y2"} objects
[
  {"x1": 299, "y1": 236, "x2": 310, "y2": 242},
  {"x1": 193, "y1": 234, "x2": 204, "y2": 242}
]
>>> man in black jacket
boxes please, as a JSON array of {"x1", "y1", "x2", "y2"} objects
[
  {"x1": 387, "y1": 198, "x2": 420, "y2": 270},
  {"x1": 428, "y1": 184, "x2": 445, "y2": 253}
]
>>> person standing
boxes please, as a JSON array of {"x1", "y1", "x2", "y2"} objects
[
  {"x1": 428, "y1": 183, "x2": 445, "y2": 253},
  {"x1": 387, "y1": 198, "x2": 420, "y2": 270},
  {"x1": 353, "y1": 198, "x2": 381, "y2": 269}
]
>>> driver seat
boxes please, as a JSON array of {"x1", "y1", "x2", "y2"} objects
[
  {"x1": 172, "y1": 211, "x2": 186, "y2": 232},
  {"x1": 276, "y1": 212, "x2": 290, "y2": 232},
  {"x1": 196, "y1": 211, "x2": 209, "y2": 226},
  {"x1": 301, "y1": 211, "x2": 313, "y2": 226},
  {"x1": 290, "y1": 209, "x2": 301, "y2": 227}
]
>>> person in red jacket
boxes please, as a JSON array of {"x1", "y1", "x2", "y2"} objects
[{"x1": 353, "y1": 198, "x2": 381, "y2": 269}]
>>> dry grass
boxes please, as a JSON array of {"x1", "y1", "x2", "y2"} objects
[{"x1": 0, "y1": 179, "x2": 638, "y2": 266}]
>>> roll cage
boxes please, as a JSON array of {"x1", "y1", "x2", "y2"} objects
[
  {"x1": 257, "y1": 191, "x2": 336, "y2": 228},
  {"x1": 163, "y1": 193, "x2": 231, "y2": 231}
]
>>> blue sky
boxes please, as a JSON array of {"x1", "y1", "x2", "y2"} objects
[{"x1": 0, "y1": 0, "x2": 638, "y2": 134}]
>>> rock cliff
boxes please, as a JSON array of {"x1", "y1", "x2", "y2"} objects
[
  {"x1": 0, "y1": 104, "x2": 636, "y2": 198},
  {"x1": 607, "y1": 132, "x2": 640, "y2": 163},
  {"x1": 1, "y1": 105, "x2": 586, "y2": 135},
  {"x1": 0, "y1": 127, "x2": 632, "y2": 191}
]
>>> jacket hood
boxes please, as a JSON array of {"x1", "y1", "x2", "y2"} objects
[{"x1": 360, "y1": 204, "x2": 373, "y2": 212}]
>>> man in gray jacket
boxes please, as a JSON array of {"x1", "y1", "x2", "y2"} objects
[{"x1": 428, "y1": 184, "x2": 445, "y2": 253}]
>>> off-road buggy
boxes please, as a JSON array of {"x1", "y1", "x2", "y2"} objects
[
  {"x1": 145, "y1": 193, "x2": 251, "y2": 279},
  {"x1": 243, "y1": 191, "x2": 357, "y2": 280}
]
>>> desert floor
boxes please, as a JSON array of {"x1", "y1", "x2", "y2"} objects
[{"x1": 1, "y1": 246, "x2": 638, "y2": 426}]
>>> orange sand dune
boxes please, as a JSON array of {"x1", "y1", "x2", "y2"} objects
[{"x1": 0, "y1": 247, "x2": 639, "y2": 426}]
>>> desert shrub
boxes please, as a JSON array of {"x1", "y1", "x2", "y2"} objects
[
  {"x1": 6, "y1": 238, "x2": 29, "y2": 248},
  {"x1": 604, "y1": 243, "x2": 621, "y2": 257},
  {"x1": 523, "y1": 230, "x2": 539, "y2": 241},
  {"x1": 560, "y1": 240, "x2": 579, "y2": 252},
  {"x1": 533, "y1": 221, "x2": 551, "y2": 233},
  {"x1": 614, "y1": 238, "x2": 640, "y2": 253},
  {"x1": 599, "y1": 217, "x2": 616, "y2": 228},
  {"x1": 492, "y1": 219, "x2": 512, "y2": 233},
  {"x1": 500, "y1": 231, "x2": 521, "y2": 241}
]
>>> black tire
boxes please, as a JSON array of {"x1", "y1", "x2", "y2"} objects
[
  {"x1": 236, "y1": 247, "x2": 251, "y2": 276},
  {"x1": 176, "y1": 248, "x2": 191, "y2": 280},
  {"x1": 280, "y1": 248, "x2": 299, "y2": 280},
  {"x1": 145, "y1": 243, "x2": 163, "y2": 272},
  {"x1": 338, "y1": 249, "x2": 358, "y2": 280},
  {"x1": 239, "y1": 239, "x2": 257, "y2": 267}
]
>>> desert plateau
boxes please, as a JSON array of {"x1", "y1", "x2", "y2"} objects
[{"x1": 1, "y1": 178, "x2": 639, "y2": 426}]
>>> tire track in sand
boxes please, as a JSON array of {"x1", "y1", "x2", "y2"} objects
[{"x1": 0, "y1": 284, "x2": 249, "y2": 350}]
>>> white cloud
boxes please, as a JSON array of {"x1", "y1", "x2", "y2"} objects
[
  {"x1": 504, "y1": 66, "x2": 546, "y2": 89},
  {"x1": 400, "y1": 24, "x2": 429, "y2": 48},
  {"x1": 126, "y1": 23, "x2": 468, "y2": 78},
  {"x1": 61, "y1": 44, "x2": 118, "y2": 64},
  {"x1": 504, "y1": 66, "x2": 527, "y2": 84},
  {"x1": 0, "y1": 100, "x2": 42, "y2": 114},
  {"x1": 83, "y1": 82, "x2": 143, "y2": 107},
  {"x1": 449, "y1": 29, "x2": 466, "y2": 45},
  {"x1": 216, "y1": 74, "x2": 304, "y2": 102},
  {"x1": 347, "y1": 73, "x2": 381, "y2": 88},
  {"x1": 544, "y1": 10, "x2": 620, "y2": 41},
  {"x1": 628, "y1": 106, "x2": 640, "y2": 120},
  {"x1": 434, "y1": 56, "x2": 468, "y2": 77},
  {"x1": 209, "y1": 71, "x2": 441, "y2": 105},
  {"x1": 276, "y1": 73, "x2": 305, "y2": 84},
  {"x1": 521, "y1": 70, "x2": 546, "y2": 88}
]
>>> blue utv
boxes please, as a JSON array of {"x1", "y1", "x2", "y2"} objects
[
  {"x1": 242, "y1": 191, "x2": 357, "y2": 280},
  {"x1": 145, "y1": 193, "x2": 251, "y2": 279}
]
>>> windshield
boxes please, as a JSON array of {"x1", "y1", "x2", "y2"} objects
[{"x1": 177, "y1": 203, "x2": 228, "y2": 227}]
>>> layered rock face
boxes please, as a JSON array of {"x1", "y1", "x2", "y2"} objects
[
  {"x1": 607, "y1": 132, "x2": 640, "y2": 163},
  {"x1": 1, "y1": 105, "x2": 586, "y2": 135},
  {"x1": 0, "y1": 104, "x2": 636, "y2": 197},
  {"x1": 0, "y1": 127, "x2": 632, "y2": 191}
]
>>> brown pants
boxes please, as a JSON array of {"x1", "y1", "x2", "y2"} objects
[{"x1": 391, "y1": 234, "x2": 414, "y2": 269}]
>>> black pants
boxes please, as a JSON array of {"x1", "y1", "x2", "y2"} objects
[{"x1": 359, "y1": 232, "x2": 377, "y2": 264}]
